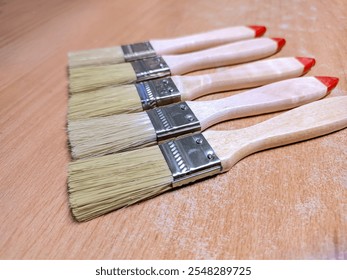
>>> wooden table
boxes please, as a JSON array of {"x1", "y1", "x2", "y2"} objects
[{"x1": 1, "y1": 0, "x2": 346, "y2": 260}]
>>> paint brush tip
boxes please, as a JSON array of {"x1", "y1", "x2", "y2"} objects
[
  {"x1": 296, "y1": 57, "x2": 316, "y2": 74},
  {"x1": 248, "y1": 25, "x2": 267, "y2": 37},
  {"x1": 271, "y1": 38, "x2": 286, "y2": 51},
  {"x1": 315, "y1": 76, "x2": 339, "y2": 93}
]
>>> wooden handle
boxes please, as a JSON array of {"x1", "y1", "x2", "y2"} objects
[
  {"x1": 163, "y1": 38, "x2": 282, "y2": 75},
  {"x1": 204, "y1": 96, "x2": 347, "y2": 171},
  {"x1": 188, "y1": 76, "x2": 330, "y2": 130},
  {"x1": 150, "y1": 26, "x2": 263, "y2": 55},
  {"x1": 172, "y1": 57, "x2": 312, "y2": 101}
]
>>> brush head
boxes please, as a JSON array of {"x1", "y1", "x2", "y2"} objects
[
  {"x1": 68, "y1": 146, "x2": 173, "y2": 222},
  {"x1": 69, "y1": 63, "x2": 137, "y2": 94},
  {"x1": 68, "y1": 112, "x2": 157, "y2": 159},
  {"x1": 68, "y1": 46, "x2": 125, "y2": 68},
  {"x1": 68, "y1": 85, "x2": 142, "y2": 120}
]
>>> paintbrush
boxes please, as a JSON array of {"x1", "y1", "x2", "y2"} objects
[
  {"x1": 68, "y1": 25, "x2": 266, "y2": 68},
  {"x1": 69, "y1": 37, "x2": 285, "y2": 93},
  {"x1": 68, "y1": 96, "x2": 347, "y2": 221},
  {"x1": 68, "y1": 57, "x2": 316, "y2": 120},
  {"x1": 68, "y1": 76, "x2": 338, "y2": 159}
]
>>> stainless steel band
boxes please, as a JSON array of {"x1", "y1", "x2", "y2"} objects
[
  {"x1": 130, "y1": 56, "x2": 171, "y2": 82},
  {"x1": 121, "y1": 41, "x2": 156, "y2": 61},
  {"x1": 135, "y1": 77, "x2": 181, "y2": 110},
  {"x1": 146, "y1": 102, "x2": 201, "y2": 142},
  {"x1": 159, "y1": 133, "x2": 222, "y2": 188}
]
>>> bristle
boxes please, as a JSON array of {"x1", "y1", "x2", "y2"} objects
[
  {"x1": 68, "y1": 85, "x2": 142, "y2": 120},
  {"x1": 68, "y1": 46, "x2": 125, "y2": 68},
  {"x1": 69, "y1": 63, "x2": 137, "y2": 94},
  {"x1": 68, "y1": 146, "x2": 173, "y2": 221},
  {"x1": 68, "y1": 112, "x2": 156, "y2": 159}
]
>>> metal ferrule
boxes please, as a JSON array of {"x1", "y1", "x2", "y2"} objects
[
  {"x1": 159, "y1": 133, "x2": 222, "y2": 188},
  {"x1": 146, "y1": 102, "x2": 201, "y2": 142},
  {"x1": 135, "y1": 77, "x2": 181, "y2": 110},
  {"x1": 130, "y1": 56, "x2": 171, "y2": 82},
  {"x1": 121, "y1": 41, "x2": 156, "y2": 62}
]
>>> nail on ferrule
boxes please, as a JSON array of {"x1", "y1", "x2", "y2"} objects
[
  {"x1": 146, "y1": 102, "x2": 201, "y2": 142},
  {"x1": 136, "y1": 77, "x2": 182, "y2": 110},
  {"x1": 121, "y1": 41, "x2": 156, "y2": 61},
  {"x1": 131, "y1": 56, "x2": 171, "y2": 82},
  {"x1": 159, "y1": 133, "x2": 222, "y2": 188}
]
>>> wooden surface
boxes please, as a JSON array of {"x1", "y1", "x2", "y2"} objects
[{"x1": 0, "y1": 0, "x2": 346, "y2": 260}]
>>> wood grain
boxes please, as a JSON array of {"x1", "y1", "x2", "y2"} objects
[
  {"x1": 0, "y1": 0, "x2": 346, "y2": 260},
  {"x1": 177, "y1": 57, "x2": 306, "y2": 100},
  {"x1": 151, "y1": 25, "x2": 256, "y2": 55},
  {"x1": 189, "y1": 76, "x2": 328, "y2": 130},
  {"x1": 164, "y1": 38, "x2": 278, "y2": 74},
  {"x1": 205, "y1": 97, "x2": 347, "y2": 171}
]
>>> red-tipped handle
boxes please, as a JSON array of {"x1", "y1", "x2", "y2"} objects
[
  {"x1": 315, "y1": 76, "x2": 339, "y2": 93},
  {"x1": 248, "y1": 25, "x2": 267, "y2": 37},
  {"x1": 296, "y1": 57, "x2": 316, "y2": 74},
  {"x1": 271, "y1": 38, "x2": 286, "y2": 51}
]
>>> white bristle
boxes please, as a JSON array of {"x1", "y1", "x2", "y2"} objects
[
  {"x1": 68, "y1": 146, "x2": 173, "y2": 222},
  {"x1": 69, "y1": 63, "x2": 137, "y2": 94},
  {"x1": 68, "y1": 85, "x2": 142, "y2": 120},
  {"x1": 68, "y1": 46, "x2": 125, "y2": 68},
  {"x1": 68, "y1": 112, "x2": 156, "y2": 159}
]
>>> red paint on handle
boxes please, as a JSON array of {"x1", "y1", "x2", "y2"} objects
[
  {"x1": 248, "y1": 25, "x2": 267, "y2": 37},
  {"x1": 271, "y1": 38, "x2": 286, "y2": 51},
  {"x1": 295, "y1": 57, "x2": 316, "y2": 74},
  {"x1": 315, "y1": 76, "x2": 339, "y2": 93}
]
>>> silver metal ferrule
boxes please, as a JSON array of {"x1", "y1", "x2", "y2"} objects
[
  {"x1": 159, "y1": 133, "x2": 222, "y2": 188},
  {"x1": 130, "y1": 56, "x2": 171, "y2": 82},
  {"x1": 121, "y1": 41, "x2": 156, "y2": 62},
  {"x1": 135, "y1": 77, "x2": 181, "y2": 110},
  {"x1": 146, "y1": 102, "x2": 201, "y2": 142}
]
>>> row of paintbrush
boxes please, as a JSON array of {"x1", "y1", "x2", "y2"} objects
[{"x1": 66, "y1": 26, "x2": 347, "y2": 222}]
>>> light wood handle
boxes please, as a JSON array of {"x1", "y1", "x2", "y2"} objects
[
  {"x1": 150, "y1": 26, "x2": 260, "y2": 55},
  {"x1": 204, "y1": 96, "x2": 347, "y2": 171},
  {"x1": 163, "y1": 38, "x2": 281, "y2": 75},
  {"x1": 172, "y1": 57, "x2": 308, "y2": 101},
  {"x1": 189, "y1": 76, "x2": 329, "y2": 131}
]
